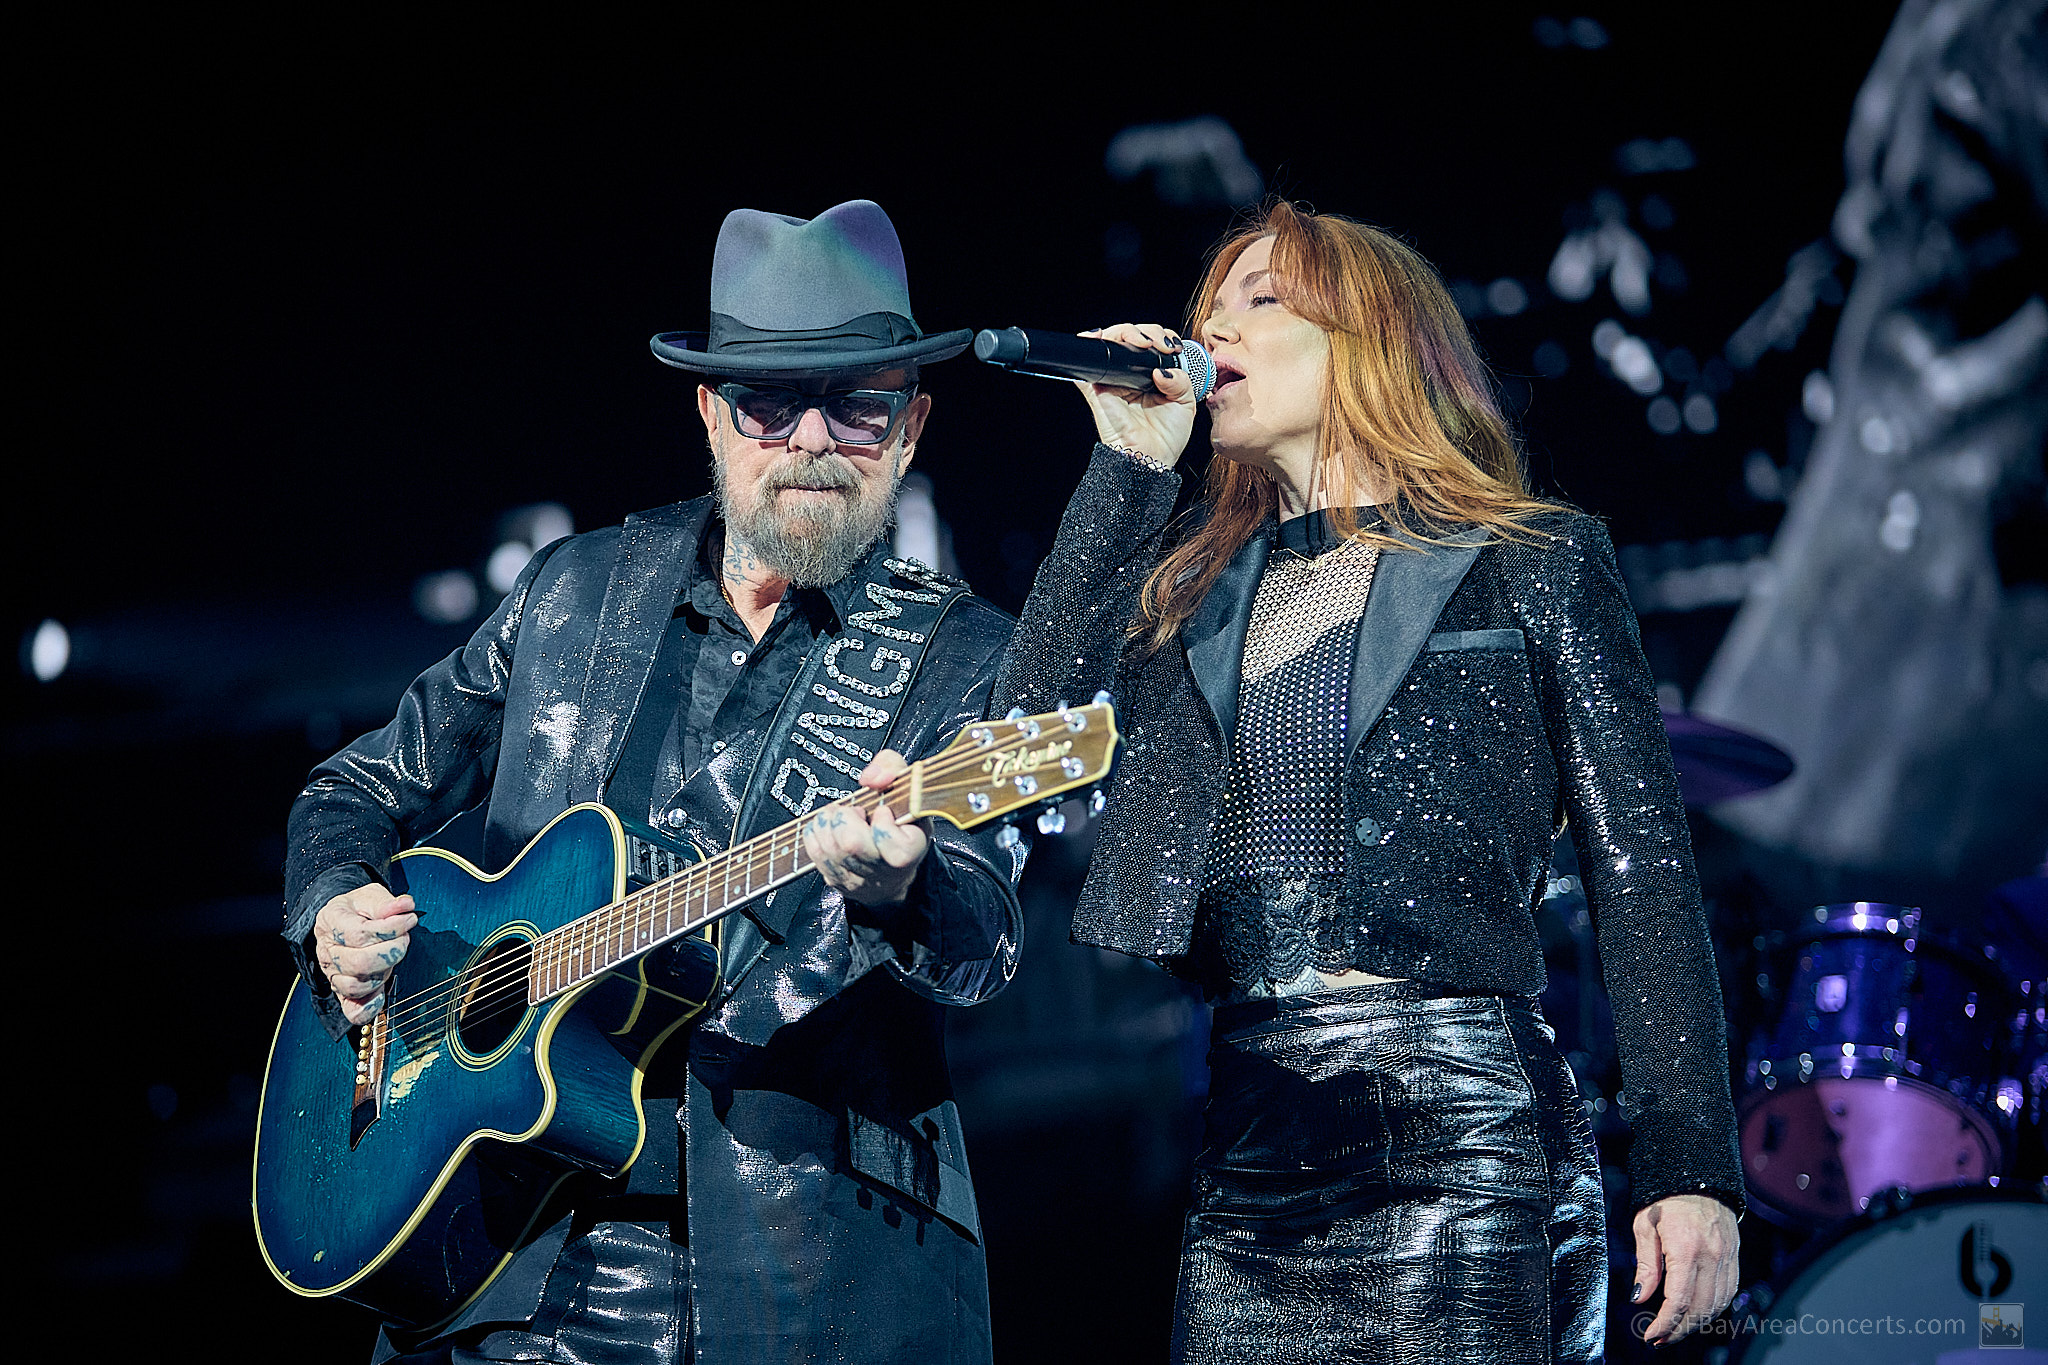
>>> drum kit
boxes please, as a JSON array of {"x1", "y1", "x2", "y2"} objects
[{"x1": 1542, "y1": 713, "x2": 2047, "y2": 1360}]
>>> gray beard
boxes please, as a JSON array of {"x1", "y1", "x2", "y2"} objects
[{"x1": 713, "y1": 455, "x2": 900, "y2": 588}]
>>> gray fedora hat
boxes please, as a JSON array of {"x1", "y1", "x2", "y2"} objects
[{"x1": 651, "y1": 200, "x2": 970, "y2": 378}]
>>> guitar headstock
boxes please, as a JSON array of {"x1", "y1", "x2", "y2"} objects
[{"x1": 909, "y1": 701, "x2": 1120, "y2": 832}]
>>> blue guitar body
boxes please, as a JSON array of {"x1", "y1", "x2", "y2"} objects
[{"x1": 252, "y1": 803, "x2": 719, "y2": 1330}]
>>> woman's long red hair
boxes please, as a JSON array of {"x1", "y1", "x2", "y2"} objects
[{"x1": 1137, "y1": 202, "x2": 1556, "y2": 651}]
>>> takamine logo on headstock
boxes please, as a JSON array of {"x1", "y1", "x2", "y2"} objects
[{"x1": 916, "y1": 698, "x2": 1120, "y2": 831}]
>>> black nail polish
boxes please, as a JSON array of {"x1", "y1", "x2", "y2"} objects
[{"x1": 1631, "y1": 1283, "x2": 1643, "y2": 1302}]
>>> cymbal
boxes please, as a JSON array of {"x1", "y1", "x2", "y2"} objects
[{"x1": 1662, "y1": 710, "x2": 1795, "y2": 806}]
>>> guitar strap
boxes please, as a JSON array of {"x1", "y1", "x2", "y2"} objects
[
  {"x1": 718, "y1": 556, "x2": 967, "y2": 963},
  {"x1": 755, "y1": 556, "x2": 967, "y2": 824}
]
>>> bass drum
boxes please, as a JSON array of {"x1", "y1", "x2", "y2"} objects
[
  {"x1": 1728, "y1": 1187, "x2": 2045, "y2": 1363},
  {"x1": 1740, "y1": 903, "x2": 2018, "y2": 1226}
]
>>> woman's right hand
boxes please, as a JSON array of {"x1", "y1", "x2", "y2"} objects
[{"x1": 1076, "y1": 322, "x2": 1197, "y2": 469}]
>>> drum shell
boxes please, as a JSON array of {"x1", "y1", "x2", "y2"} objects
[{"x1": 1739, "y1": 903, "x2": 2021, "y2": 1227}]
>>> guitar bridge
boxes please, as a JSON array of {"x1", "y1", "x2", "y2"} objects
[{"x1": 348, "y1": 1010, "x2": 389, "y2": 1149}]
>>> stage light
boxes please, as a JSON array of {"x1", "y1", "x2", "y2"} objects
[
  {"x1": 1683, "y1": 394, "x2": 1719, "y2": 434},
  {"x1": 1880, "y1": 490, "x2": 1920, "y2": 552},
  {"x1": 415, "y1": 570, "x2": 480, "y2": 624},
  {"x1": 1647, "y1": 396, "x2": 1682, "y2": 434},
  {"x1": 486, "y1": 503, "x2": 576, "y2": 595},
  {"x1": 1549, "y1": 238, "x2": 1597, "y2": 301},
  {"x1": 1802, "y1": 371, "x2": 1835, "y2": 424},
  {"x1": 1743, "y1": 451, "x2": 1786, "y2": 502},
  {"x1": 1592, "y1": 320, "x2": 1626, "y2": 359},
  {"x1": 1609, "y1": 335, "x2": 1662, "y2": 394},
  {"x1": 486, "y1": 542, "x2": 533, "y2": 594},
  {"x1": 25, "y1": 618, "x2": 68, "y2": 682},
  {"x1": 1485, "y1": 278, "x2": 1529, "y2": 316},
  {"x1": 1105, "y1": 116, "x2": 1262, "y2": 208},
  {"x1": 1610, "y1": 240, "x2": 1652, "y2": 315},
  {"x1": 1568, "y1": 17, "x2": 1609, "y2": 48}
]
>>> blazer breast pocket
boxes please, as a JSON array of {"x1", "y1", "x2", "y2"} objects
[{"x1": 1424, "y1": 628, "x2": 1526, "y2": 654}]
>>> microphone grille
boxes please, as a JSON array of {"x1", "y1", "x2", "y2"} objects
[{"x1": 1178, "y1": 338, "x2": 1215, "y2": 402}]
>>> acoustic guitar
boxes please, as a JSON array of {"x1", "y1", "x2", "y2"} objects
[{"x1": 253, "y1": 701, "x2": 1118, "y2": 1329}]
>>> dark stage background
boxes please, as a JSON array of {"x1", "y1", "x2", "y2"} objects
[{"x1": 13, "y1": 8, "x2": 2044, "y2": 1362}]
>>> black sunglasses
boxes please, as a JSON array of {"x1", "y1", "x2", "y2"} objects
[{"x1": 713, "y1": 382, "x2": 918, "y2": 446}]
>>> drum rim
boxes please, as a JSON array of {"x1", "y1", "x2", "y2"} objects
[
  {"x1": 1736, "y1": 1074, "x2": 2009, "y2": 1227},
  {"x1": 1725, "y1": 1183, "x2": 2045, "y2": 1363},
  {"x1": 1742, "y1": 1052, "x2": 2016, "y2": 1109}
]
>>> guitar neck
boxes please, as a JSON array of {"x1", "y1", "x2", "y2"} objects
[
  {"x1": 521, "y1": 700, "x2": 1117, "y2": 1003},
  {"x1": 525, "y1": 777, "x2": 904, "y2": 1002}
]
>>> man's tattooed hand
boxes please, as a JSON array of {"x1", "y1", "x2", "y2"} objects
[{"x1": 800, "y1": 750, "x2": 927, "y2": 907}]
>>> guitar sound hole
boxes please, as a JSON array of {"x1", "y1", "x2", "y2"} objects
[{"x1": 456, "y1": 938, "x2": 534, "y2": 1057}]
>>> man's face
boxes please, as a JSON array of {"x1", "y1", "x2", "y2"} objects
[{"x1": 696, "y1": 367, "x2": 931, "y2": 587}]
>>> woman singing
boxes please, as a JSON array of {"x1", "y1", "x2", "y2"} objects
[{"x1": 993, "y1": 203, "x2": 1742, "y2": 1362}]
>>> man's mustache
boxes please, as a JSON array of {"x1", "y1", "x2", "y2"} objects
[{"x1": 762, "y1": 458, "x2": 859, "y2": 494}]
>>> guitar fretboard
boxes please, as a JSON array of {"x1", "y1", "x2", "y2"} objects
[
  {"x1": 513, "y1": 702, "x2": 1114, "y2": 1004},
  {"x1": 523, "y1": 794, "x2": 863, "y2": 1002}
]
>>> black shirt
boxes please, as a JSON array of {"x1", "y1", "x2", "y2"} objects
[{"x1": 643, "y1": 523, "x2": 873, "y2": 827}]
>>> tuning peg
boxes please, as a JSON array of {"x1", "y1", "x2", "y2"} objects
[
  {"x1": 1054, "y1": 699, "x2": 1069, "y2": 712},
  {"x1": 1092, "y1": 690, "x2": 1113, "y2": 706},
  {"x1": 995, "y1": 825, "x2": 1022, "y2": 850},
  {"x1": 1005, "y1": 707, "x2": 1026, "y2": 721},
  {"x1": 1088, "y1": 789, "x2": 1106, "y2": 816},
  {"x1": 1036, "y1": 808, "x2": 1067, "y2": 836}
]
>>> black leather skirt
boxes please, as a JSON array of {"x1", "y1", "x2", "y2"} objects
[{"x1": 1172, "y1": 983, "x2": 1605, "y2": 1365}]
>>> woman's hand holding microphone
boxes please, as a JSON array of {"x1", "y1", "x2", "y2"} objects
[{"x1": 1076, "y1": 323, "x2": 1198, "y2": 471}]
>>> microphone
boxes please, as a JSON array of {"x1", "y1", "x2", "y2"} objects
[{"x1": 973, "y1": 327, "x2": 1215, "y2": 402}]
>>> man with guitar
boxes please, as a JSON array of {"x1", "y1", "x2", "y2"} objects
[{"x1": 281, "y1": 201, "x2": 1026, "y2": 1364}]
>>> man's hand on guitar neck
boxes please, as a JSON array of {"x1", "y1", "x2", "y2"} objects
[
  {"x1": 801, "y1": 750, "x2": 929, "y2": 909},
  {"x1": 313, "y1": 885, "x2": 420, "y2": 1026}
]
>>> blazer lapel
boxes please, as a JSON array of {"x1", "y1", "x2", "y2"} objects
[
  {"x1": 575, "y1": 499, "x2": 710, "y2": 803},
  {"x1": 1180, "y1": 521, "x2": 1274, "y2": 752},
  {"x1": 1346, "y1": 526, "x2": 1489, "y2": 758}
]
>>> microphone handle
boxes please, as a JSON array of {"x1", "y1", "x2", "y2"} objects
[{"x1": 973, "y1": 327, "x2": 1214, "y2": 401}]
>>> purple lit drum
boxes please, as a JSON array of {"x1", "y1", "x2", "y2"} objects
[{"x1": 1739, "y1": 904, "x2": 2020, "y2": 1227}]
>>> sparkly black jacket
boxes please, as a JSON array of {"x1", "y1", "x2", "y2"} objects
[
  {"x1": 994, "y1": 445, "x2": 1742, "y2": 1213},
  {"x1": 284, "y1": 496, "x2": 1022, "y2": 1364}
]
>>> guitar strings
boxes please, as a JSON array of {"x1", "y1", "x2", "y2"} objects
[
  {"x1": 367, "y1": 718, "x2": 1101, "y2": 1040},
  {"x1": 372, "y1": 754, "x2": 1061, "y2": 1043},
  {"x1": 399, "y1": 736, "x2": 1097, "y2": 1035}
]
